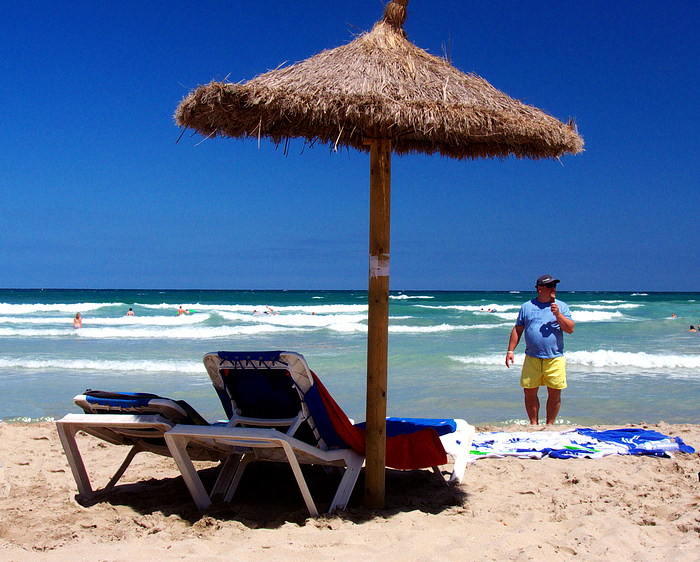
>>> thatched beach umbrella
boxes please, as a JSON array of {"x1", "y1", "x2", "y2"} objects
[{"x1": 176, "y1": 0, "x2": 583, "y2": 509}]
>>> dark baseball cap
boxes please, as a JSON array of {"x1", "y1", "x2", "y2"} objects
[{"x1": 536, "y1": 274, "x2": 560, "y2": 286}]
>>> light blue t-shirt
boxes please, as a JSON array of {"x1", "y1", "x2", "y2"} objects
[{"x1": 516, "y1": 298, "x2": 572, "y2": 359}]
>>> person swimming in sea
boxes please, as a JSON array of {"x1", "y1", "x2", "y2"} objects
[{"x1": 73, "y1": 312, "x2": 82, "y2": 329}]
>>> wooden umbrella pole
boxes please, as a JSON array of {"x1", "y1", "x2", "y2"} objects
[{"x1": 365, "y1": 136, "x2": 391, "y2": 509}]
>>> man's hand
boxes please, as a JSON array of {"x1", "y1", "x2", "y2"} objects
[
  {"x1": 506, "y1": 326, "x2": 523, "y2": 367},
  {"x1": 552, "y1": 304, "x2": 575, "y2": 334}
]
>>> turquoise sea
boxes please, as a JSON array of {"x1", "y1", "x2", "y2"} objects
[{"x1": 1, "y1": 289, "x2": 698, "y2": 426}]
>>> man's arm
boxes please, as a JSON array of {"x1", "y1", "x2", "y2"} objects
[
  {"x1": 505, "y1": 325, "x2": 524, "y2": 367},
  {"x1": 551, "y1": 303, "x2": 575, "y2": 334}
]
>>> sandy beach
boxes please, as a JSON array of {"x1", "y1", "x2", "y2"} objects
[{"x1": 0, "y1": 421, "x2": 698, "y2": 561}]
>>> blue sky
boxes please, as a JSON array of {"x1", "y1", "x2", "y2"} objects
[{"x1": 2, "y1": 1, "x2": 698, "y2": 291}]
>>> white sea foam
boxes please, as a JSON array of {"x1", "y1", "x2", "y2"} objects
[
  {"x1": 0, "y1": 324, "x2": 287, "y2": 339},
  {"x1": 0, "y1": 357, "x2": 204, "y2": 374},
  {"x1": 491, "y1": 312, "x2": 519, "y2": 321},
  {"x1": 141, "y1": 303, "x2": 367, "y2": 314},
  {"x1": 417, "y1": 302, "x2": 634, "y2": 323},
  {"x1": 330, "y1": 323, "x2": 368, "y2": 333},
  {"x1": 329, "y1": 322, "x2": 514, "y2": 334},
  {"x1": 0, "y1": 327, "x2": 69, "y2": 337},
  {"x1": 390, "y1": 295, "x2": 434, "y2": 300},
  {"x1": 450, "y1": 350, "x2": 700, "y2": 373},
  {"x1": 76, "y1": 324, "x2": 288, "y2": 339},
  {"x1": 416, "y1": 304, "x2": 520, "y2": 312},
  {"x1": 0, "y1": 316, "x2": 73, "y2": 325},
  {"x1": 566, "y1": 350, "x2": 700, "y2": 370},
  {"x1": 419, "y1": 305, "x2": 625, "y2": 322},
  {"x1": 219, "y1": 311, "x2": 367, "y2": 328},
  {"x1": 574, "y1": 303, "x2": 642, "y2": 310},
  {"x1": 0, "y1": 302, "x2": 107, "y2": 314},
  {"x1": 570, "y1": 310, "x2": 625, "y2": 322},
  {"x1": 390, "y1": 323, "x2": 510, "y2": 334},
  {"x1": 88, "y1": 314, "x2": 209, "y2": 326},
  {"x1": 0, "y1": 313, "x2": 207, "y2": 328},
  {"x1": 450, "y1": 353, "x2": 509, "y2": 366},
  {"x1": 0, "y1": 307, "x2": 625, "y2": 339}
]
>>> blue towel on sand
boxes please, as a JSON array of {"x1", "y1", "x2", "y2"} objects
[
  {"x1": 576, "y1": 428, "x2": 695, "y2": 457},
  {"x1": 470, "y1": 428, "x2": 695, "y2": 459}
]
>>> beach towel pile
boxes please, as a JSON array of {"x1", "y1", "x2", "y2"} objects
[{"x1": 470, "y1": 428, "x2": 695, "y2": 460}]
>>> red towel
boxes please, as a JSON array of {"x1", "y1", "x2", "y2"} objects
[{"x1": 311, "y1": 372, "x2": 447, "y2": 470}]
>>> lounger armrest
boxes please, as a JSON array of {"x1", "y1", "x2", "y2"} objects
[
  {"x1": 166, "y1": 426, "x2": 355, "y2": 465},
  {"x1": 57, "y1": 413, "x2": 176, "y2": 443}
]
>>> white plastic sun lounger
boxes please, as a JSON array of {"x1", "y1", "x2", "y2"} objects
[
  {"x1": 164, "y1": 351, "x2": 364, "y2": 516},
  {"x1": 164, "y1": 351, "x2": 475, "y2": 516},
  {"x1": 165, "y1": 425, "x2": 364, "y2": 516},
  {"x1": 56, "y1": 391, "x2": 228, "y2": 500}
]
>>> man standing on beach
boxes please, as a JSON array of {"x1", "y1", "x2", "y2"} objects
[{"x1": 505, "y1": 275, "x2": 575, "y2": 425}]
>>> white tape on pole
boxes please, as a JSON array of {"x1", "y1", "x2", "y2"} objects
[{"x1": 369, "y1": 254, "x2": 390, "y2": 279}]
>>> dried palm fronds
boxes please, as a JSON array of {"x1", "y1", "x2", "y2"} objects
[{"x1": 176, "y1": 1, "x2": 582, "y2": 160}]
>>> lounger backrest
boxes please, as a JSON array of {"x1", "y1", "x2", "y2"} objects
[
  {"x1": 203, "y1": 351, "x2": 347, "y2": 451},
  {"x1": 221, "y1": 363, "x2": 300, "y2": 420}
]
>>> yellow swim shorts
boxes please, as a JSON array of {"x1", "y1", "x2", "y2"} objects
[{"x1": 520, "y1": 355, "x2": 567, "y2": 390}]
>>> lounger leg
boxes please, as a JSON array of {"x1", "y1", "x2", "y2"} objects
[
  {"x1": 164, "y1": 432, "x2": 212, "y2": 510},
  {"x1": 211, "y1": 454, "x2": 242, "y2": 500},
  {"x1": 449, "y1": 440, "x2": 474, "y2": 484},
  {"x1": 448, "y1": 459, "x2": 466, "y2": 484},
  {"x1": 222, "y1": 454, "x2": 254, "y2": 504},
  {"x1": 279, "y1": 441, "x2": 318, "y2": 517},
  {"x1": 430, "y1": 466, "x2": 450, "y2": 485},
  {"x1": 103, "y1": 445, "x2": 143, "y2": 493},
  {"x1": 448, "y1": 423, "x2": 476, "y2": 484},
  {"x1": 56, "y1": 422, "x2": 93, "y2": 498},
  {"x1": 329, "y1": 452, "x2": 363, "y2": 513}
]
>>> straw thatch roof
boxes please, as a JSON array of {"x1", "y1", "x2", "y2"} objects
[{"x1": 176, "y1": 1, "x2": 583, "y2": 160}]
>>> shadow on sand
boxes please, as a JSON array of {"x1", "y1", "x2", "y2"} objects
[{"x1": 76, "y1": 462, "x2": 468, "y2": 529}]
